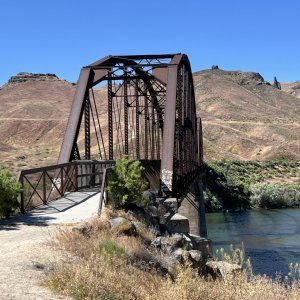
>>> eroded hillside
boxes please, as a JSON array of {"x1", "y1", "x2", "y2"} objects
[
  {"x1": 0, "y1": 69, "x2": 300, "y2": 173},
  {"x1": 194, "y1": 69, "x2": 300, "y2": 160},
  {"x1": 0, "y1": 73, "x2": 75, "y2": 172}
]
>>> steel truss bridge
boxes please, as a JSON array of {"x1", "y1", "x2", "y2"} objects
[{"x1": 18, "y1": 54, "x2": 205, "y2": 235}]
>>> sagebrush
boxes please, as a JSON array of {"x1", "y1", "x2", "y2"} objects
[
  {"x1": 107, "y1": 156, "x2": 149, "y2": 208},
  {"x1": 0, "y1": 167, "x2": 21, "y2": 218}
]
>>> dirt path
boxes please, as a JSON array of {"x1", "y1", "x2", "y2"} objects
[
  {"x1": 0, "y1": 190, "x2": 100, "y2": 299},
  {"x1": 0, "y1": 223, "x2": 69, "y2": 300}
]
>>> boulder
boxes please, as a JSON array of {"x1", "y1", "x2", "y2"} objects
[
  {"x1": 151, "y1": 234, "x2": 185, "y2": 253},
  {"x1": 189, "y1": 250, "x2": 202, "y2": 262},
  {"x1": 109, "y1": 217, "x2": 136, "y2": 236},
  {"x1": 171, "y1": 248, "x2": 190, "y2": 263},
  {"x1": 188, "y1": 234, "x2": 213, "y2": 257},
  {"x1": 206, "y1": 260, "x2": 242, "y2": 281},
  {"x1": 167, "y1": 213, "x2": 190, "y2": 234}
]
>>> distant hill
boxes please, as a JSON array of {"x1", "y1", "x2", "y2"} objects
[
  {"x1": 281, "y1": 80, "x2": 300, "y2": 99},
  {"x1": 0, "y1": 73, "x2": 75, "y2": 173},
  {"x1": 193, "y1": 69, "x2": 300, "y2": 160},
  {"x1": 0, "y1": 69, "x2": 299, "y2": 173}
]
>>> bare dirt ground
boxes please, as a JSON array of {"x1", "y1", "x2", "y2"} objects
[
  {"x1": 0, "y1": 224, "x2": 69, "y2": 300},
  {"x1": 0, "y1": 190, "x2": 100, "y2": 299}
]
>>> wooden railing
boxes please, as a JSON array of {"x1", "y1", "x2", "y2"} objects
[{"x1": 18, "y1": 160, "x2": 115, "y2": 212}]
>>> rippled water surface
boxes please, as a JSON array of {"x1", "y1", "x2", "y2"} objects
[{"x1": 206, "y1": 208, "x2": 300, "y2": 277}]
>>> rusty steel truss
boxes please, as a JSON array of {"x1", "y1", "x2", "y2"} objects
[{"x1": 58, "y1": 54, "x2": 203, "y2": 197}]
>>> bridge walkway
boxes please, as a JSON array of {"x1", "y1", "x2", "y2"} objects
[{"x1": 2, "y1": 189, "x2": 100, "y2": 227}]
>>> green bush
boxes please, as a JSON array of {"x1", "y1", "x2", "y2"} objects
[
  {"x1": 203, "y1": 161, "x2": 251, "y2": 211},
  {"x1": 0, "y1": 168, "x2": 22, "y2": 218},
  {"x1": 107, "y1": 156, "x2": 149, "y2": 208},
  {"x1": 250, "y1": 183, "x2": 300, "y2": 208},
  {"x1": 203, "y1": 159, "x2": 300, "y2": 211}
]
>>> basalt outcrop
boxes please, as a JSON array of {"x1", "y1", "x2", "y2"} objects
[{"x1": 7, "y1": 72, "x2": 60, "y2": 84}]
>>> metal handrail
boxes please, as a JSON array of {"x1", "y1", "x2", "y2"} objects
[
  {"x1": 18, "y1": 160, "x2": 115, "y2": 212},
  {"x1": 98, "y1": 166, "x2": 113, "y2": 216}
]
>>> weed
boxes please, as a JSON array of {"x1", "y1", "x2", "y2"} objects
[{"x1": 99, "y1": 239, "x2": 125, "y2": 257}]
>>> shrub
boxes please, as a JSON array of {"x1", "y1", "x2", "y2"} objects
[
  {"x1": 99, "y1": 239, "x2": 125, "y2": 257},
  {"x1": 0, "y1": 167, "x2": 22, "y2": 218},
  {"x1": 250, "y1": 183, "x2": 300, "y2": 208},
  {"x1": 107, "y1": 156, "x2": 149, "y2": 208}
]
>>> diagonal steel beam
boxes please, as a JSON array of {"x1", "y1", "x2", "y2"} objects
[{"x1": 58, "y1": 68, "x2": 92, "y2": 163}]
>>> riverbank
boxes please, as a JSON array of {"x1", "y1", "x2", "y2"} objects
[
  {"x1": 44, "y1": 207, "x2": 300, "y2": 299},
  {"x1": 203, "y1": 159, "x2": 300, "y2": 211}
]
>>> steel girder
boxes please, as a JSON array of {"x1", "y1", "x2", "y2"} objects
[{"x1": 58, "y1": 54, "x2": 202, "y2": 197}]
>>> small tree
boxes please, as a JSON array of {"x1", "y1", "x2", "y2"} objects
[
  {"x1": 0, "y1": 168, "x2": 22, "y2": 218},
  {"x1": 107, "y1": 156, "x2": 149, "y2": 208}
]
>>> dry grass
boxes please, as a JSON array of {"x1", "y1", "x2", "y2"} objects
[{"x1": 45, "y1": 210, "x2": 300, "y2": 300}]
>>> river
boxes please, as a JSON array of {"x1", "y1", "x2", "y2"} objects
[{"x1": 206, "y1": 208, "x2": 300, "y2": 277}]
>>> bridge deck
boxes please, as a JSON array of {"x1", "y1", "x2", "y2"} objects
[{"x1": 2, "y1": 189, "x2": 100, "y2": 226}]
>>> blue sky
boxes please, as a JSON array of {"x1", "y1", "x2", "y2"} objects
[{"x1": 1, "y1": 0, "x2": 300, "y2": 86}]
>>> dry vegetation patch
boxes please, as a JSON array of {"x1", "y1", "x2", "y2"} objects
[{"x1": 45, "y1": 209, "x2": 300, "y2": 300}]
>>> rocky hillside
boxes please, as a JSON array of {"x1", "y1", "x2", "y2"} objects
[
  {"x1": 0, "y1": 73, "x2": 75, "y2": 173},
  {"x1": 0, "y1": 69, "x2": 299, "y2": 173},
  {"x1": 281, "y1": 80, "x2": 300, "y2": 98},
  {"x1": 194, "y1": 68, "x2": 300, "y2": 160}
]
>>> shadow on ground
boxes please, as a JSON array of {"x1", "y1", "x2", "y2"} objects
[{"x1": 0, "y1": 188, "x2": 100, "y2": 230}]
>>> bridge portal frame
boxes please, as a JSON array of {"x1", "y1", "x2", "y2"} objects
[{"x1": 58, "y1": 54, "x2": 203, "y2": 197}]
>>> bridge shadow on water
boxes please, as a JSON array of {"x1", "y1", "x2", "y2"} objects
[{"x1": 0, "y1": 188, "x2": 100, "y2": 230}]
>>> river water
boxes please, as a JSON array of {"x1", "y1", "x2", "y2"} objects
[{"x1": 206, "y1": 208, "x2": 300, "y2": 277}]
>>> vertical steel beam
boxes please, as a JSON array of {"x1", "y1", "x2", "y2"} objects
[
  {"x1": 108, "y1": 76, "x2": 113, "y2": 160},
  {"x1": 151, "y1": 104, "x2": 155, "y2": 159},
  {"x1": 177, "y1": 67, "x2": 183, "y2": 182},
  {"x1": 160, "y1": 64, "x2": 178, "y2": 194},
  {"x1": 84, "y1": 95, "x2": 91, "y2": 160},
  {"x1": 135, "y1": 80, "x2": 140, "y2": 159},
  {"x1": 124, "y1": 70, "x2": 129, "y2": 155},
  {"x1": 156, "y1": 115, "x2": 160, "y2": 159},
  {"x1": 144, "y1": 85, "x2": 148, "y2": 159},
  {"x1": 198, "y1": 118, "x2": 203, "y2": 164}
]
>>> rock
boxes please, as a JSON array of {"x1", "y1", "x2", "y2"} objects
[
  {"x1": 163, "y1": 198, "x2": 178, "y2": 212},
  {"x1": 131, "y1": 220, "x2": 153, "y2": 241},
  {"x1": 151, "y1": 234, "x2": 184, "y2": 253},
  {"x1": 109, "y1": 217, "x2": 129, "y2": 228},
  {"x1": 16, "y1": 155, "x2": 26, "y2": 160},
  {"x1": 147, "y1": 205, "x2": 159, "y2": 217},
  {"x1": 8, "y1": 72, "x2": 59, "y2": 84},
  {"x1": 171, "y1": 248, "x2": 190, "y2": 263},
  {"x1": 205, "y1": 261, "x2": 242, "y2": 281},
  {"x1": 130, "y1": 259, "x2": 169, "y2": 277},
  {"x1": 143, "y1": 190, "x2": 156, "y2": 204},
  {"x1": 32, "y1": 261, "x2": 45, "y2": 270},
  {"x1": 189, "y1": 250, "x2": 202, "y2": 262},
  {"x1": 151, "y1": 236, "x2": 162, "y2": 247},
  {"x1": 273, "y1": 76, "x2": 281, "y2": 90},
  {"x1": 109, "y1": 217, "x2": 136, "y2": 236},
  {"x1": 172, "y1": 248, "x2": 184, "y2": 261},
  {"x1": 72, "y1": 223, "x2": 92, "y2": 236},
  {"x1": 167, "y1": 213, "x2": 190, "y2": 234},
  {"x1": 222, "y1": 71, "x2": 265, "y2": 86},
  {"x1": 188, "y1": 234, "x2": 213, "y2": 257}
]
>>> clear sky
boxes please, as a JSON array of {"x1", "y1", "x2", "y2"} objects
[{"x1": 1, "y1": 0, "x2": 300, "y2": 87}]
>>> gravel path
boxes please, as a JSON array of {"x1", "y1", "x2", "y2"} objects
[
  {"x1": 0, "y1": 190, "x2": 101, "y2": 299},
  {"x1": 0, "y1": 224, "x2": 69, "y2": 300}
]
